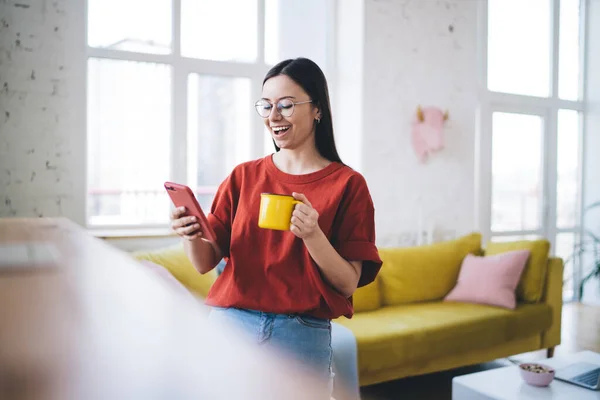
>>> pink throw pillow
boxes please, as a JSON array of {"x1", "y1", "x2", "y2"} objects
[{"x1": 444, "y1": 250, "x2": 530, "y2": 309}]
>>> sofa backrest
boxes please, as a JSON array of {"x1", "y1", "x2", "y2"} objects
[
  {"x1": 351, "y1": 274, "x2": 383, "y2": 312},
  {"x1": 130, "y1": 232, "x2": 552, "y2": 313},
  {"x1": 131, "y1": 235, "x2": 482, "y2": 310},
  {"x1": 353, "y1": 233, "x2": 554, "y2": 312},
  {"x1": 376, "y1": 233, "x2": 483, "y2": 306}
]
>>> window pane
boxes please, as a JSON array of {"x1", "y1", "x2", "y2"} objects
[
  {"x1": 555, "y1": 232, "x2": 578, "y2": 299},
  {"x1": 87, "y1": 59, "x2": 171, "y2": 226},
  {"x1": 181, "y1": 0, "x2": 258, "y2": 62},
  {"x1": 491, "y1": 113, "x2": 544, "y2": 232},
  {"x1": 187, "y1": 74, "x2": 252, "y2": 210},
  {"x1": 265, "y1": 0, "x2": 328, "y2": 69},
  {"x1": 87, "y1": 0, "x2": 171, "y2": 54},
  {"x1": 559, "y1": 0, "x2": 582, "y2": 100},
  {"x1": 487, "y1": 0, "x2": 551, "y2": 97},
  {"x1": 557, "y1": 110, "x2": 581, "y2": 228}
]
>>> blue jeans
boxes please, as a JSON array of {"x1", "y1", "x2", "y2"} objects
[{"x1": 209, "y1": 307, "x2": 333, "y2": 397}]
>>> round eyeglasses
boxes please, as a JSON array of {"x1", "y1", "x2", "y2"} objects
[{"x1": 254, "y1": 98, "x2": 312, "y2": 118}]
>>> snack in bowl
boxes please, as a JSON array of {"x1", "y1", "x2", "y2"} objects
[{"x1": 519, "y1": 363, "x2": 555, "y2": 387}]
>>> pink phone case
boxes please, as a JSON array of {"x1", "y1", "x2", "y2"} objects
[{"x1": 164, "y1": 181, "x2": 217, "y2": 243}]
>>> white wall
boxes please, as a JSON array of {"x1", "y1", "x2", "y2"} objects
[
  {"x1": 334, "y1": 0, "x2": 364, "y2": 172},
  {"x1": 581, "y1": 0, "x2": 600, "y2": 305},
  {"x1": 359, "y1": 0, "x2": 479, "y2": 246},
  {"x1": 0, "y1": 0, "x2": 86, "y2": 226}
]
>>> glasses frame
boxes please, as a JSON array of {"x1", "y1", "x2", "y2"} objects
[{"x1": 254, "y1": 99, "x2": 313, "y2": 118}]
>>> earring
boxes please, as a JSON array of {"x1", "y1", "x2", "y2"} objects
[{"x1": 315, "y1": 117, "x2": 321, "y2": 124}]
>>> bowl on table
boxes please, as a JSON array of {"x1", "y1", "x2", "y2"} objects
[{"x1": 519, "y1": 362, "x2": 555, "y2": 387}]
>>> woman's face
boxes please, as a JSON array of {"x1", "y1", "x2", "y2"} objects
[{"x1": 260, "y1": 75, "x2": 320, "y2": 151}]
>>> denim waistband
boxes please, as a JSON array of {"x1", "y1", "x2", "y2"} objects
[{"x1": 212, "y1": 306, "x2": 328, "y2": 321}]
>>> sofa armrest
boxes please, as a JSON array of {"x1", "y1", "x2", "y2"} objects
[
  {"x1": 540, "y1": 257, "x2": 563, "y2": 349},
  {"x1": 132, "y1": 244, "x2": 217, "y2": 298}
]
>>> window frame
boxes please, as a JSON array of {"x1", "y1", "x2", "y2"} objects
[
  {"x1": 84, "y1": 0, "x2": 337, "y2": 233},
  {"x1": 476, "y1": 0, "x2": 588, "y2": 300}
]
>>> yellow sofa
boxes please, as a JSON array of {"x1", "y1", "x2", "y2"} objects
[{"x1": 132, "y1": 232, "x2": 563, "y2": 387}]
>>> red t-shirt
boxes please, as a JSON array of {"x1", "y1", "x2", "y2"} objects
[{"x1": 205, "y1": 155, "x2": 382, "y2": 319}]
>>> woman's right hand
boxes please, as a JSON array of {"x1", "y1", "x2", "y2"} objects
[{"x1": 170, "y1": 207, "x2": 202, "y2": 241}]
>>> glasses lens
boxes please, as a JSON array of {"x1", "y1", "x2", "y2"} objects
[
  {"x1": 278, "y1": 99, "x2": 294, "y2": 117},
  {"x1": 255, "y1": 100, "x2": 272, "y2": 117}
]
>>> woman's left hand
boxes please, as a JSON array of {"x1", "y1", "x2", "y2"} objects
[{"x1": 290, "y1": 192, "x2": 321, "y2": 240}]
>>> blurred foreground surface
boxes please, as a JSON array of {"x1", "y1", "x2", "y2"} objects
[{"x1": 0, "y1": 218, "x2": 332, "y2": 400}]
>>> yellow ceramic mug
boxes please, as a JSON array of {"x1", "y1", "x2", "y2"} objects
[{"x1": 258, "y1": 193, "x2": 301, "y2": 231}]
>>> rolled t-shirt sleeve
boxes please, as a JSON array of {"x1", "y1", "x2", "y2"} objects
[
  {"x1": 333, "y1": 178, "x2": 383, "y2": 288},
  {"x1": 207, "y1": 173, "x2": 237, "y2": 258}
]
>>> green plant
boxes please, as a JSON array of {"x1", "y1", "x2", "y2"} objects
[{"x1": 563, "y1": 201, "x2": 600, "y2": 300}]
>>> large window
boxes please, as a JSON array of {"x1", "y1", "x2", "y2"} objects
[
  {"x1": 86, "y1": 0, "x2": 334, "y2": 228},
  {"x1": 479, "y1": 0, "x2": 585, "y2": 301}
]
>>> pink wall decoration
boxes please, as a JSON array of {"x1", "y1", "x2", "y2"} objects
[{"x1": 411, "y1": 105, "x2": 449, "y2": 163}]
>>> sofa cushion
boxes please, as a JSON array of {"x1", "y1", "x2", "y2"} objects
[
  {"x1": 352, "y1": 275, "x2": 382, "y2": 312},
  {"x1": 444, "y1": 250, "x2": 530, "y2": 309},
  {"x1": 378, "y1": 233, "x2": 482, "y2": 305},
  {"x1": 485, "y1": 239, "x2": 550, "y2": 303},
  {"x1": 132, "y1": 244, "x2": 217, "y2": 298},
  {"x1": 335, "y1": 301, "x2": 552, "y2": 375}
]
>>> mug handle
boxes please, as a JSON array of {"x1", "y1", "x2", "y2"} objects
[{"x1": 292, "y1": 200, "x2": 303, "y2": 206}]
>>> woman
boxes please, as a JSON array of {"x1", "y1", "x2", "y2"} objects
[{"x1": 170, "y1": 57, "x2": 382, "y2": 398}]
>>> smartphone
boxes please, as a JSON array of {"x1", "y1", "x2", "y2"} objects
[{"x1": 164, "y1": 181, "x2": 217, "y2": 243}]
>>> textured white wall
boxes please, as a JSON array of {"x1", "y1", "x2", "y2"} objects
[
  {"x1": 0, "y1": 0, "x2": 86, "y2": 225},
  {"x1": 361, "y1": 0, "x2": 479, "y2": 246}
]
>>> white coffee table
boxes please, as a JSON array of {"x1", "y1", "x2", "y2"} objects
[{"x1": 452, "y1": 351, "x2": 600, "y2": 399}]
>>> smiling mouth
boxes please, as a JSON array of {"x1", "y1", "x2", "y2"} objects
[{"x1": 272, "y1": 126, "x2": 291, "y2": 136}]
